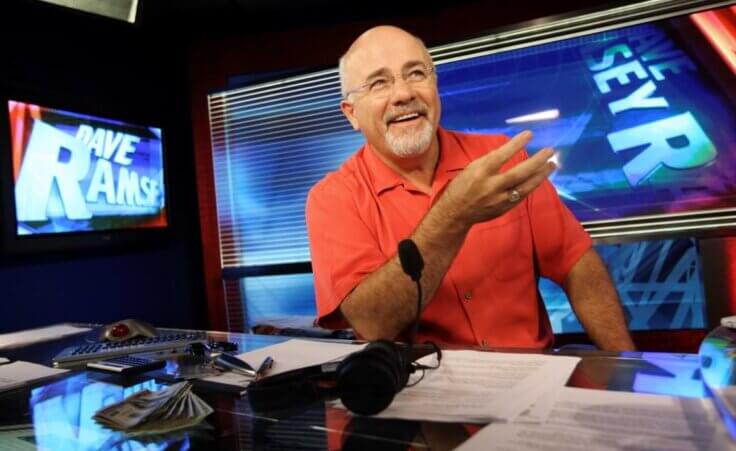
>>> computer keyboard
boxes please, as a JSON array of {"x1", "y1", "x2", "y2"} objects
[{"x1": 53, "y1": 331, "x2": 207, "y2": 367}]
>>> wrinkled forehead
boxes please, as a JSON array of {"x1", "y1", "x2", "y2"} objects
[{"x1": 343, "y1": 32, "x2": 431, "y2": 86}]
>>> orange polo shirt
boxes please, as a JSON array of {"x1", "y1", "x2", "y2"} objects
[{"x1": 306, "y1": 128, "x2": 592, "y2": 348}]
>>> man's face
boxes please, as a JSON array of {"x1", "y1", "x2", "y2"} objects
[{"x1": 341, "y1": 28, "x2": 441, "y2": 160}]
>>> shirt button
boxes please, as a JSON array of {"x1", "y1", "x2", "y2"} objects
[{"x1": 463, "y1": 291, "x2": 472, "y2": 301}]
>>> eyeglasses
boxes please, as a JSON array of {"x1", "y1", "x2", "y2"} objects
[{"x1": 344, "y1": 64, "x2": 435, "y2": 100}]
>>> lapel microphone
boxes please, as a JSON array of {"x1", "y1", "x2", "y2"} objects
[{"x1": 397, "y1": 239, "x2": 424, "y2": 348}]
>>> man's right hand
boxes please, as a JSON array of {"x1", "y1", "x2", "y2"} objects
[{"x1": 440, "y1": 130, "x2": 557, "y2": 226}]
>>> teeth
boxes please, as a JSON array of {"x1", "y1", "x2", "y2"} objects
[{"x1": 393, "y1": 113, "x2": 419, "y2": 122}]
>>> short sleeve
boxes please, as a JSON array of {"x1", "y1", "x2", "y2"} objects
[
  {"x1": 526, "y1": 178, "x2": 592, "y2": 286},
  {"x1": 305, "y1": 176, "x2": 387, "y2": 329}
]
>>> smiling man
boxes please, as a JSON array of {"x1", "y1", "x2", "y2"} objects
[{"x1": 306, "y1": 25, "x2": 635, "y2": 351}]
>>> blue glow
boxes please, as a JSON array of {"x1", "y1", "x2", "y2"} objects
[
  {"x1": 632, "y1": 352, "x2": 706, "y2": 397},
  {"x1": 30, "y1": 374, "x2": 174, "y2": 450}
]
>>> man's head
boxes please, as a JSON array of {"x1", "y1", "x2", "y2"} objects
[{"x1": 339, "y1": 26, "x2": 441, "y2": 161}]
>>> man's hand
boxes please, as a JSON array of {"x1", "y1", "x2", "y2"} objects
[{"x1": 441, "y1": 131, "x2": 557, "y2": 226}]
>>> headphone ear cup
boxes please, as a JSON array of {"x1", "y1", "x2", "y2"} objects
[{"x1": 336, "y1": 340, "x2": 409, "y2": 416}]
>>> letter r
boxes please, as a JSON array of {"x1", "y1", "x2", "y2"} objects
[
  {"x1": 607, "y1": 112, "x2": 716, "y2": 186},
  {"x1": 15, "y1": 120, "x2": 92, "y2": 221}
]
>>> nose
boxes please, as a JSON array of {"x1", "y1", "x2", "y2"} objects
[{"x1": 389, "y1": 76, "x2": 415, "y2": 104}]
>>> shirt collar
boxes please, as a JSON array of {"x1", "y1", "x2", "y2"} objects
[{"x1": 364, "y1": 127, "x2": 472, "y2": 195}]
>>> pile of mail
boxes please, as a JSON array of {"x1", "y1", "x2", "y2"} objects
[{"x1": 93, "y1": 382, "x2": 213, "y2": 434}]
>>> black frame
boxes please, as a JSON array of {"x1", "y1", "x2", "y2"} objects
[{"x1": 0, "y1": 84, "x2": 172, "y2": 257}]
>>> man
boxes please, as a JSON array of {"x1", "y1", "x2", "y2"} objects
[{"x1": 306, "y1": 25, "x2": 635, "y2": 351}]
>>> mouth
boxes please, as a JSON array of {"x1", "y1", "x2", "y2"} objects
[{"x1": 387, "y1": 111, "x2": 425, "y2": 126}]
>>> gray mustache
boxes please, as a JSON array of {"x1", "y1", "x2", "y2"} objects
[{"x1": 385, "y1": 101, "x2": 429, "y2": 123}]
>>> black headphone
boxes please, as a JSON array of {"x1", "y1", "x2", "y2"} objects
[
  {"x1": 246, "y1": 340, "x2": 440, "y2": 416},
  {"x1": 335, "y1": 339, "x2": 410, "y2": 416},
  {"x1": 247, "y1": 240, "x2": 436, "y2": 416}
]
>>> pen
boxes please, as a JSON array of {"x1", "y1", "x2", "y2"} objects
[
  {"x1": 215, "y1": 353, "x2": 257, "y2": 377},
  {"x1": 255, "y1": 356, "x2": 274, "y2": 379}
]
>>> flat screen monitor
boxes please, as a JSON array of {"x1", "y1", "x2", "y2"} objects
[{"x1": 1, "y1": 99, "x2": 168, "y2": 254}]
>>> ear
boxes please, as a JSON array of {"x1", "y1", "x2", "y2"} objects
[{"x1": 340, "y1": 100, "x2": 361, "y2": 131}]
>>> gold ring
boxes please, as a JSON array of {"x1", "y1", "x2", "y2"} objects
[{"x1": 508, "y1": 188, "x2": 521, "y2": 203}]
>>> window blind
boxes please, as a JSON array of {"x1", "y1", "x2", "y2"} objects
[{"x1": 208, "y1": 70, "x2": 364, "y2": 268}]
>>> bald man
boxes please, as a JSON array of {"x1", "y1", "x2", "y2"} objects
[{"x1": 306, "y1": 25, "x2": 634, "y2": 351}]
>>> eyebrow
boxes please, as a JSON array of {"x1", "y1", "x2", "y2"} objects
[{"x1": 362, "y1": 60, "x2": 428, "y2": 81}]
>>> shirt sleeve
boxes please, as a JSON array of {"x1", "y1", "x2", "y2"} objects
[
  {"x1": 305, "y1": 175, "x2": 387, "y2": 329},
  {"x1": 526, "y1": 176, "x2": 593, "y2": 286}
]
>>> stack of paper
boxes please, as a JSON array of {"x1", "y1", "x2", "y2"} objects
[
  {"x1": 93, "y1": 382, "x2": 213, "y2": 434},
  {"x1": 370, "y1": 350, "x2": 580, "y2": 423},
  {"x1": 332, "y1": 348, "x2": 730, "y2": 450}
]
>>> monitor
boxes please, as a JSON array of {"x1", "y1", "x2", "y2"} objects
[{"x1": 1, "y1": 98, "x2": 169, "y2": 255}]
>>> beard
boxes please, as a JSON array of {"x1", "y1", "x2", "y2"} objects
[
  {"x1": 384, "y1": 100, "x2": 434, "y2": 158},
  {"x1": 385, "y1": 118, "x2": 434, "y2": 158}
]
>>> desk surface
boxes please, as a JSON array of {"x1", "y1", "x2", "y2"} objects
[{"x1": 0, "y1": 325, "x2": 727, "y2": 450}]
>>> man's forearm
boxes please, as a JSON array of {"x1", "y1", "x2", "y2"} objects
[
  {"x1": 340, "y1": 194, "x2": 470, "y2": 340},
  {"x1": 564, "y1": 249, "x2": 635, "y2": 351}
]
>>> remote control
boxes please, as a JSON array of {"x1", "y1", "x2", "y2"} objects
[{"x1": 87, "y1": 355, "x2": 166, "y2": 375}]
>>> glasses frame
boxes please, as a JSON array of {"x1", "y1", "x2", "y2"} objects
[{"x1": 343, "y1": 64, "x2": 436, "y2": 101}]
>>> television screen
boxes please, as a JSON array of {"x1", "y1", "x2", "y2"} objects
[{"x1": 7, "y1": 100, "x2": 167, "y2": 236}]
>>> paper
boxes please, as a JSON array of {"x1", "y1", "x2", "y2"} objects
[
  {"x1": 235, "y1": 339, "x2": 366, "y2": 377},
  {"x1": 457, "y1": 387, "x2": 730, "y2": 451},
  {"x1": 198, "y1": 339, "x2": 366, "y2": 391},
  {"x1": 0, "y1": 361, "x2": 68, "y2": 392},
  {"x1": 0, "y1": 324, "x2": 91, "y2": 349},
  {"x1": 373, "y1": 350, "x2": 580, "y2": 422}
]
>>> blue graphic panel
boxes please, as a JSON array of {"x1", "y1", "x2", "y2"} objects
[
  {"x1": 545, "y1": 238, "x2": 706, "y2": 333},
  {"x1": 439, "y1": 20, "x2": 736, "y2": 222}
]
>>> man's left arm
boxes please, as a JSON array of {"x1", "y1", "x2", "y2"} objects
[{"x1": 563, "y1": 248, "x2": 636, "y2": 351}]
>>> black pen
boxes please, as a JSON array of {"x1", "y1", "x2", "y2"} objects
[{"x1": 255, "y1": 356, "x2": 274, "y2": 379}]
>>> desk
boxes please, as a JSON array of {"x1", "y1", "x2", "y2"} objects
[{"x1": 0, "y1": 325, "x2": 726, "y2": 450}]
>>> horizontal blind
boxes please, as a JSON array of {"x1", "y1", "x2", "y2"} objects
[{"x1": 208, "y1": 70, "x2": 364, "y2": 268}]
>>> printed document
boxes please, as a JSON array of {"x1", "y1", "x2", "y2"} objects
[
  {"x1": 457, "y1": 387, "x2": 730, "y2": 451},
  {"x1": 373, "y1": 350, "x2": 580, "y2": 422}
]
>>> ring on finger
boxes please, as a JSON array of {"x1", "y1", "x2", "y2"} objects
[{"x1": 508, "y1": 188, "x2": 521, "y2": 203}]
